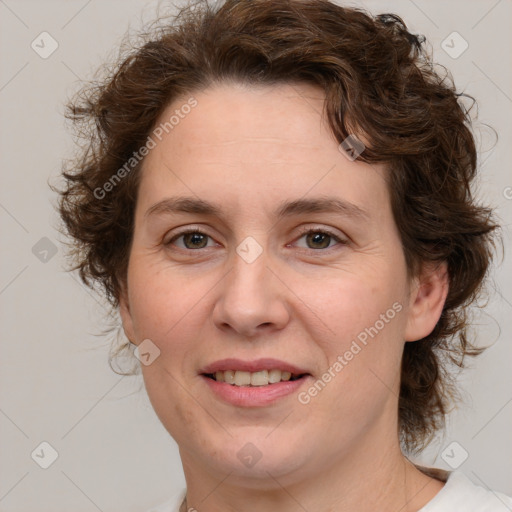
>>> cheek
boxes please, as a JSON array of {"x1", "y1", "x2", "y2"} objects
[
  {"x1": 127, "y1": 256, "x2": 204, "y2": 338},
  {"x1": 296, "y1": 267, "x2": 408, "y2": 345},
  {"x1": 298, "y1": 271, "x2": 407, "y2": 398},
  {"x1": 141, "y1": 364, "x2": 202, "y2": 444}
]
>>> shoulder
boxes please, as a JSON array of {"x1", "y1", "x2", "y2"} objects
[
  {"x1": 143, "y1": 489, "x2": 186, "y2": 512},
  {"x1": 420, "y1": 470, "x2": 512, "y2": 511}
]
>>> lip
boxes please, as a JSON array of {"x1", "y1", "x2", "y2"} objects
[
  {"x1": 199, "y1": 357, "x2": 310, "y2": 375},
  {"x1": 201, "y1": 374, "x2": 311, "y2": 407},
  {"x1": 199, "y1": 358, "x2": 312, "y2": 407}
]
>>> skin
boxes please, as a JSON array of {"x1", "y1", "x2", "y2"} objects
[{"x1": 120, "y1": 82, "x2": 449, "y2": 512}]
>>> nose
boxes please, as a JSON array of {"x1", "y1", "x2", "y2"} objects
[{"x1": 211, "y1": 243, "x2": 291, "y2": 338}]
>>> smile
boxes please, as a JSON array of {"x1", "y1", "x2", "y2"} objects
[{"x1": 204, "y1": 369, "x2": 306, "y2": 386}]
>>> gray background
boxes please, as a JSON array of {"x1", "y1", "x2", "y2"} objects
[{"x1": 0, "y1": 0, "x2": 511, "y2": 510}]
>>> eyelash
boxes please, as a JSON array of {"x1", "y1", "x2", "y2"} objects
[{"x1": 165, "y1": 226, "x2": 348, "y2": 253}]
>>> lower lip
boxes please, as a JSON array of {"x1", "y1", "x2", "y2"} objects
[{"x1": 201, "y1": 375, "x2": 310, "y2": 407}]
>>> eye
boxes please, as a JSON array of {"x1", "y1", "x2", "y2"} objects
[
  {"x1": 293, "y1": 227, "x2": 347, "y2": 251},
  {"x1": 165, "y1": 226, "x2": 348, "y2": 252},
  {"x1": 165, "y1": 229, "x2": 217, "y2": 250}
]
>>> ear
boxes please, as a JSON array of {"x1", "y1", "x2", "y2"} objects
[
  {"x1": 404, "y1": 261, "x2": 449, "y2": 342},
  {"x1": 119, "y1": 283, "x2": 137, "y2": 344}
]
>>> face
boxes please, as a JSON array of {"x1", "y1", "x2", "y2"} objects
[{"x1": 120, "y1": 82, "x2": 446, "y2": 486}]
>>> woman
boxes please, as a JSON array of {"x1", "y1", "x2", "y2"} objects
[{"x1": 56, "y1": 0, "x2": 511, "y2": 510}]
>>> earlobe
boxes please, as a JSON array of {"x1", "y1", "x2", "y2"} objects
[{"x1": 404, "y1": 261, "x2": 449, "y2": 342}]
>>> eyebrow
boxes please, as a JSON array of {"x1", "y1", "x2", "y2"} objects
[{"x1": 144, "y1": 196, "x2": 370, "y2": 222}]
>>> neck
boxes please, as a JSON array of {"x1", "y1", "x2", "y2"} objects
[{"x1": 178, "y1": 430, "x2": 444, "y2": 512}]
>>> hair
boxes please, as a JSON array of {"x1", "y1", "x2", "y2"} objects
[{"x1": 54, "y1": 0, "x2": 499, "y2": 454}]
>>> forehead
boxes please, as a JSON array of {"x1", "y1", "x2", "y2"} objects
[
  {"x1": 136, "y1": 82, "x2": 389, "y2": 220},
  {"x1": 153, "y1": 83, "x2": 332, "y2": 162}
]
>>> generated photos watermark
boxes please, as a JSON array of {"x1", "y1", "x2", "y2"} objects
[
  {"x1": 298, "y1": 301, "x2": 403, "y2": 404},
  {"x1": 93, "y1": 97, "x2": 198, "y2": 200}
]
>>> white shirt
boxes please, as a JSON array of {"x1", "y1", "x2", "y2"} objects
[{"x1": 145, "y1": 470, "x2": 512, "y2": 512}]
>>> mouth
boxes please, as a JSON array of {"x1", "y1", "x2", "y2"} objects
[
  {"x1": 202, "y1": 369, "x2": 309, "y2": 387},
  {"x1": 200, "y1": 363, "x2": 312, "y2": 407}
]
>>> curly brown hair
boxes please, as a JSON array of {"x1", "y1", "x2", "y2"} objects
[{"x1": 54, "y1": 0, "x2": 499, "y2": 454}]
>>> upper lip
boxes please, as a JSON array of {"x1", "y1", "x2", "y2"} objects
[{"x1": 200, "y1": 358, "x2": 310, "y2": 376}]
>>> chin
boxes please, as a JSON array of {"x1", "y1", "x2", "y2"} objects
[{"x1": 201, "y1": 431, "x2": 313, "y2": 485}]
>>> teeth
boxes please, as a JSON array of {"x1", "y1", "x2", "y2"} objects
[
  {"x1": 224, "y1": 370, "x2": 235, "y2": 384},
  {"x1": 234, "y1": 370, "x2": 251, "y2": 386},
  {"x1": 268, "y1": 369, "x2": 282, "y2": 383},
  {"x1": 251, "y1": 370, "x2": 268, "y2": 386},
  {"x1": 211, "y1": 369, "x2": 297, "y2": 386}
]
